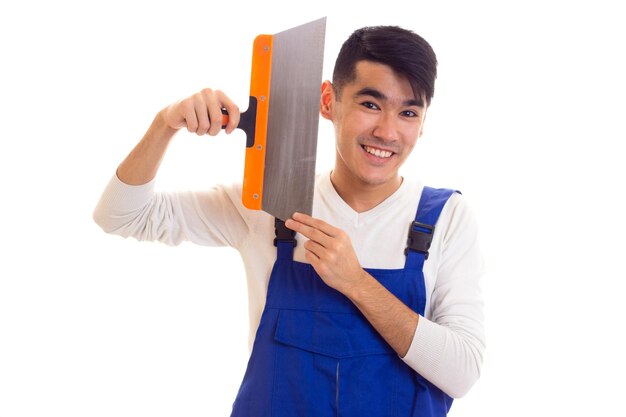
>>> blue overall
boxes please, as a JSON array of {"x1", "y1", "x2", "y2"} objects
[{"x1": 231, "y1": 187, "x2": 456, "y2": 417}]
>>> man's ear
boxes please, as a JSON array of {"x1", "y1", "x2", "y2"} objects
[{"x1": 320, "y1": 80, "x2": 334, "y2": 121}]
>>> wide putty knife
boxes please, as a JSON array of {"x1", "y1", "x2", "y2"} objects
[{"x1": 224, "y1": 17, "x2": 326, "y2": 221}]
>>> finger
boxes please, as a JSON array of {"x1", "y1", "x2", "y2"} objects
[
  {"x1": 303, "y1": 239, "x2": 327, "y2": 260},
  {"x1": 285, "y1": 219, "x2": 323, "y2": 240},
  {"x1": 285, "y1": 218, "x2": 332, "y2": 247},
  {"x1": 202, "y1": 91, "x2": 224, "y2": 136},
  {"x1": 193, "y1": 96, "x2": 211, "y2": 135},
  {"x1": 182, "y1": 100, "x2": 199, "y2": 133},
  {"x1": 291, "y1": 212, "x2": 340, "y2": 238},
  {"x1": 216, "y1": 90, "x2": 240, "y2": 134},
  {"x1": 304, "y1": 250, "x2": 322, "y2": 271}
]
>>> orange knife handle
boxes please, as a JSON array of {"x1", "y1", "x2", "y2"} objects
[
  {"x1": 242, "y1": 34, "x2": 273, "y2": 211},
  {"x1": 222, "y1": 107, "x2": 228, "y2": 129},
  {"x1": 221, "y1": 108, "x2": 229, "y2": 127}
]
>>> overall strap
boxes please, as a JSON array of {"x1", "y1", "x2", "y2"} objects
[
  {"x1": 405, "y1": 187, "x2": 459, "y2": 270},
  {"x1": 274, "y1": 218, "x2": 297, "y2": 260}
]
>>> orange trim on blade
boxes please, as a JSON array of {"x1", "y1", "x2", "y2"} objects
[{"x1": 242, "y1": 34, "x2": 272, "y2": 211}]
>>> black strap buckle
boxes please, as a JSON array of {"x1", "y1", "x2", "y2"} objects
[
  {"x1": 273, "y1": 218, "x2": 297, "y2": 247},
  {"x1": 405, "y1": 221, "x2": 434, "y2": 259}
]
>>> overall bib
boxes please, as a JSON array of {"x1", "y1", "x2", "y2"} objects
[{"x1": 231, "y1": 187, "x2": 456, "y2": 417}]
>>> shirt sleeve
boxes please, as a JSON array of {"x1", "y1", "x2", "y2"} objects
[
  {"x1": 92, "y1": 174, "x2": 253, "y2": 249},
  {"x1": 401, "y1": 193, "x2": 486, "y2": 398}
]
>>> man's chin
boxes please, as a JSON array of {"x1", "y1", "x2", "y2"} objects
[{"x1": 356, "y1": 171, "x2": 401, "y2": 188}]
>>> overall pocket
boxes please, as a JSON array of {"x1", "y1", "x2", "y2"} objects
[{"x1": 271, "y1": 309, "x2": 403, "y2": 417}]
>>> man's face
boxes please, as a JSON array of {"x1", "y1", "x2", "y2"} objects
[{"x1": 321, "y1": 61, "x2": 427, "y2": 189}]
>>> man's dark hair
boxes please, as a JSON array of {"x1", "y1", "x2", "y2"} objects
[{"x1": 332, "y1": 26, "x2": 438, "y2": 106}]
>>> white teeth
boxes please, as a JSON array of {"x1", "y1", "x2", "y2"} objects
[{"x1": 364, "y1": 146, "x2": 392, "y2": 158}]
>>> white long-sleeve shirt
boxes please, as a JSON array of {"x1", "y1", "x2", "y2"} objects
[{"x1": 93, "y1": 170, "x2": 485, "y2": 398}]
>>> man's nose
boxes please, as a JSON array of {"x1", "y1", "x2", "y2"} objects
[{"x1": 372, "y1": 112, "x2": 399, "y2": 142}]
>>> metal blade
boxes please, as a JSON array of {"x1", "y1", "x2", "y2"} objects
[{"x1": 262, "y1": 17, "x2": 326, "y2": 221}]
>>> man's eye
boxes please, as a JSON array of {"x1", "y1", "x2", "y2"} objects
[
  {"x1": 401, "y1": 110, "x2": 418, "y2": 117},
  {"x1": 361, "y1": 101, "x2": 379, "y2": 110}
]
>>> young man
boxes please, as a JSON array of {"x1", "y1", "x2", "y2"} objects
[{"x1": 94, "y1": 26, "x2": 485, "y2": 416}]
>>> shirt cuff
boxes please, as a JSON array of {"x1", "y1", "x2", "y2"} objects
[{"x1": 401, "y1": 315, "x2": 444, "y2": 378}]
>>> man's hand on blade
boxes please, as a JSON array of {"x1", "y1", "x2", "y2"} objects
[{"x1": 285, "y1": 213, "x2": 369, "y2": 295}]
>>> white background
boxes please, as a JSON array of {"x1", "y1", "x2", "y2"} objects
[{"x1": 1, "y1": 1, "x2": 625, "y2": 416}]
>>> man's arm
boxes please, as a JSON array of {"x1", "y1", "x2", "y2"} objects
[
  {"x1": 284, "y1": 212, "x2": 417, "y2": 356},
  {"x1": 93, "y1": 88, "x2": 250, "y2": 247},
  {"x1": 285, "y1": 210, "x2": 485, "y2": 398},
  {"x1": 116, "y1": 88, "x2": 240, "y2": 185}
]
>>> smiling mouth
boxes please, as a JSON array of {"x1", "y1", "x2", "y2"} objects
[{"x1": 362, "y1": 145, "x2": 394, "y2": 159}]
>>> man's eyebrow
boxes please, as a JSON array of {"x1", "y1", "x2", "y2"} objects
[{"x1": 354, "y1": 87, "x2": 424, "y2": 107}]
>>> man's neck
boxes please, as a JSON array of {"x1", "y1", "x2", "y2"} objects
[{"x1": 330, "y1": 169, "x2": 403, "y2": 213}]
